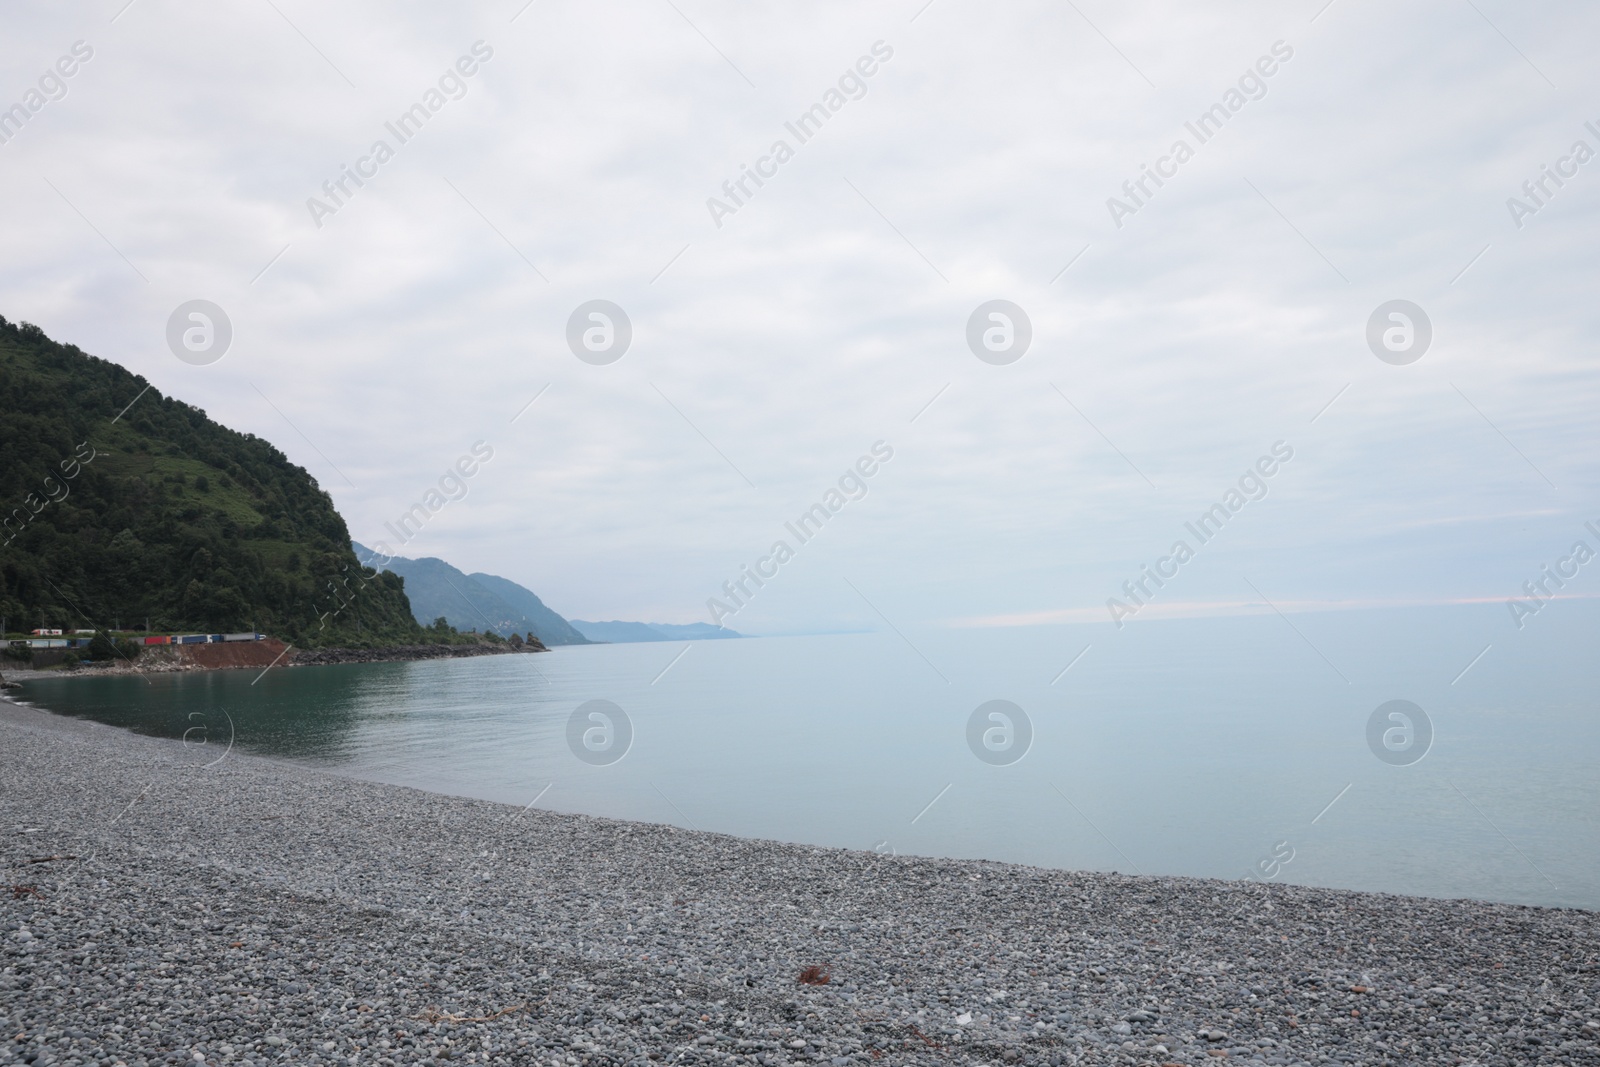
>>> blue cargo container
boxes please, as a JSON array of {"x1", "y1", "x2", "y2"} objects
[{"x1": 175, "y1": 634, "x2": 208, "y2": 645}]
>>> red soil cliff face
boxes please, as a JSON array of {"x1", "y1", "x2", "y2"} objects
[{"x1": 175, "y1": 638, "x2": 290, "y2": 670}]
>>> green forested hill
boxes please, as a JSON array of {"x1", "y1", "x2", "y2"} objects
[{"x1": 0, "y1": 316, "x2": 425, "y2": 647}]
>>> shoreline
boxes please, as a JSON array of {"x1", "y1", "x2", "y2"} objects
[
  {"x1": 0, "y1": 640, "x2": 538, "y2": 685},
  {"x1": 2, "y1": 697, "x2": 1595, "y2": 1066}
]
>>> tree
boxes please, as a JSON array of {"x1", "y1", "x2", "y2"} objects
[{"x1": 88, "y1": 629, "x2": 115, "y2": 661}]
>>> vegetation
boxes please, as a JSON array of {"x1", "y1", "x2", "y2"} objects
[
  {"x1": 86, "y1": 629, "x2": 116, "y2": 661},
  {"x1": 0, "y1": 316, "x2": 434, "y2": 647}
]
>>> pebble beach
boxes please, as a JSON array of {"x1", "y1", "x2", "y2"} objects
[{"x1": 1, "y1": 696, "x2": 1596, "y2": 1067}]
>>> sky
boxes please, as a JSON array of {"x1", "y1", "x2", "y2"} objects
[{"x1": 2, "y1": 0, "x2": 1597, "y2": 636}]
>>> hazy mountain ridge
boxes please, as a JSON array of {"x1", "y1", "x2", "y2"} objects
[
  {"x1": 352, "y1": 543, "x2": 589, "y2": 646},
  {"x1": 570, "y1": 620, "x2": 743, "y2": 643}
]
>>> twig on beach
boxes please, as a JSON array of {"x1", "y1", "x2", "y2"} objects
[
  {"x1": 23, "y1": 854, "x2": 76, "y2": 864},
  {"x1": 798, "y1": 964, "x2": 831, "y2": 985},
  {"x1": 8, "y1": 884, "x2": 44, "y2": 900}
]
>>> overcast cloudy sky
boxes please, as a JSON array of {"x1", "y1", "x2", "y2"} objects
[{"x1": 3, "y1": 0, "x2": 1596, "y2": 635}]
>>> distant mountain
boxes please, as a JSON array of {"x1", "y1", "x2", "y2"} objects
[
  {"x1": 650, "y1": 622, "x2": 744, "y2": 641},
  {"x1": 570, "y1": 619, "x2": 743, "y2": 643},
  {"x1": 352, "y1": 543, "x2": 589, "y2": 646},
  {"x1": 468, "y1": 572, "x2": 590, "y2": 644}
]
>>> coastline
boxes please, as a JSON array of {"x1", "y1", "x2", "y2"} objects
[
  {"x1": 1, "y1": 698, "x2": 1594, "y2": 1066},
  {"x1": 289, "y1": 643, "x2": 542, "y2": 666},
  {"x1": 0, "y1": 639, "x2": 538, "y2": 685}
]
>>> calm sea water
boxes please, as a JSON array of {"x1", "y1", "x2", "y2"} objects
[{"x1": 15, "y1": 603, "x2": 1599, "y2": 910}]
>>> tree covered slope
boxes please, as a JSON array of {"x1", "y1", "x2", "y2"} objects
[{"x1": 0, "y1": 316, "x2": 424, "y2": 646}]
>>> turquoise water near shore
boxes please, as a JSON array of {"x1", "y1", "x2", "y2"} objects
[{"x1": 16, "y1": 602, "x2": 1599, "y2": 910}]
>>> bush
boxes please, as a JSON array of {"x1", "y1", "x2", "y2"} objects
[{"x1": 88, "y1": 630, "x2": 116, "y2": 661}]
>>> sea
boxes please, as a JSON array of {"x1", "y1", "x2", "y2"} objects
[{"x1": 14, "y1": 602, "x2": 1598, "y2": 910}]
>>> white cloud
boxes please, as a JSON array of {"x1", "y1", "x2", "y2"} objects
[{"x1": 2, "y1": 0, "x2": 1596, "y2": 632}]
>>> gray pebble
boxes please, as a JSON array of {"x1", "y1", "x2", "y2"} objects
[{"x1": 1, "y1": 698, "x2": 1596, "y2": 1066}]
